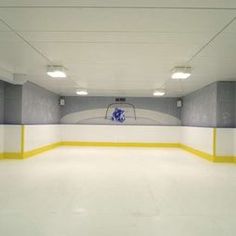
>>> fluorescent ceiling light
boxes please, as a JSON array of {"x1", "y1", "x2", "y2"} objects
[
  {"x1": 76, "y1": 89, "x2": 88, "y2": 96},
  {"x1": 153, "y1": 89, "x2": 166, "y2": 96},
  {"x1": 47, "y1": 65, "x2": 67, "y2": 78},
  {"x1": 171, "y1": 67, "x2": 191, "y2": 79}
]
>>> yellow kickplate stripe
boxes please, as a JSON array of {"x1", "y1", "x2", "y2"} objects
[
  {"x1": 0, "y1": 143, "x2": 61, "y2": 160},
  {"x1": 3, "y1": 153, "x2": 23, "y2": 159},
  {"x1": 23, "y1": 142, "x2": 62, "y2": 159},
  {"x1": 0, "y1": 142, "x2": 179, "y2": 160},
  {"x1": 180, "y1": 144, "x2": 214, "y2": 162},
  {"x1": 0, "y1": 137, "x2": 235, "y2": 163},
  {"x1": 61, "y1": 141, "x2": 180, "y2": 148},
  {"x1": 214, "y1": 156, "x2": 236, "y2": 163}
]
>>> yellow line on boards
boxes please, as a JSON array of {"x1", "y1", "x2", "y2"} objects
[
  {"x1": 61, "y1": 141, "x2": 180, "y2": 148},
  {"x1": 0, "y1": 127, "x2": 235, "y2": 163},
  {"x1": 0, "y1": 141, "x2": 235, "y2": 162},
  {"x1": 214, "y1": 156, "x2": 235, "y2": 163},
  {"x1": 3, "y1": 153, "x2": 22, "y2": 159},
  {"x1": 23, "y1": 142, "x2": 61, "y2": 159},
  {"x1": 180, "y1": 144, "x2": 214, "y2": 162}
]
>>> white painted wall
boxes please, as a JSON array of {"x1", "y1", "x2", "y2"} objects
[
  {"x1": 1, "y1": 125, "x2": 235, "y2": 158},
  {"x1": 24, "y1": 125, "x2": 61, "y2": 151},
  {"x1": 0, "y1": 125, "x2": 4, "y2": 153},
  {"x1": 181, "y1": 127, "x2": 214, "y2": 155},
  {"x1": 4, "y1": 125, "x2": 21, "y2": 153},
  {"x1": 61, "y1": 125, "x2": 181, "y2": 143},
  {"x1": 234, "y1": 130, "x2": 236, "y2": 156},
  {"x1": 216, "y1": 129, "x2": 236, "y2": 156}
]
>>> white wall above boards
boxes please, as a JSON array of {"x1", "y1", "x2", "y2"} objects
[
  {"x1": 60, "y1": 125, "x2": 181, "y2": 144},
  {"x1": 215, "y1": 129, "x2": 236, "y2": 157},
  {"x1": 181, "y1": 127, "x2": 214, "y2": 155}
]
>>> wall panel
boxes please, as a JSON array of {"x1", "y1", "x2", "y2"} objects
[
  {"x1": 24, "y1": 125, "x2": 61, "y2": 151},
  {"x1": 4, "y1": 125, "x2": 21, "y2": 153},
  {"x1": 216, "y1": 128, "x2": 236, "y2": 157},
  {"x1": 0, "y1": 125, "x2": 4, "y2": 153},
  {"x1": 61, "y1": 125, "x2": 181, "y2": 144},
  {"x1": 181, "y1": 127, "x2": 214, "y2": 155}
]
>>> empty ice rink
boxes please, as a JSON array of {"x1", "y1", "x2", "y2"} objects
[
  {"x1": 0, "y1": 1, "x2": 236, "y2": 236},
  {"x1": 1, "y1": 147, "x2": 236, "y2": 236}
]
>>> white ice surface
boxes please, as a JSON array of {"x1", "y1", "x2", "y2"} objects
[{"x1": 0, "y1": 147, "x2": 236, "y2": 236}]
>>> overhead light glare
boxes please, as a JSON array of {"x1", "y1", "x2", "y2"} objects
[
  {"x1": 47, "y1": 65, "x2": 67, "y2": 78},
  {"x1": 76, "y1": 89, "x2": 88, "y2": 96},
  {"x1": 153, "y1": 89, "x2": 166, "y2": 96},
  {"x1": 171, "y1": 67, "x2": 191, "y2": 79}
]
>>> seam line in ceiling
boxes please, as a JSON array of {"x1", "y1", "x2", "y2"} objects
[
  {"x1": 186, "y1": 16, "x2": 236, "y2": 64},
  {"x1": 12, "y1": 41, "x2": 200, "y2": 45},
  {"x1": 0, "y1": 17, "x2": 53, "y2": 64},
  {"x1": 5, "y1": 30, "x2": 230, "y2": 33},
  {"x1": 0, "y1": 18, "x2": 79, "y2": 88},
  {"x1": 162, "y1": 16, "x2": 236, "y2": 96},
  {"x1": 0, "y1": 5, "x2": 235, "y2": 96},
  {"x1": 0, "y1": 6, "x2": 236, "y2": 11}
]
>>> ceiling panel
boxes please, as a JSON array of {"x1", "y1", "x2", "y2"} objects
[
  {"x1": 0, "y1": 9, "x2": 234, "y2": 32},
  {"x1": 31, "y1": 42, "x2": 200, "y2": 63},
  {"x1": 0, "y1": 21, "x2": 11, "y2": 31},
  {"x1": 0, "y1": 3, "x2": 235, "y2": 96},
  {"x1": 0, "y1": 0, "x2": 236, "y2": 8},
  {"x1": 21, "y1": 31, "x2": 212, "y2": 45},
  {"x1": 0, "y1": 39, "x2": 46, "y2": 73}
]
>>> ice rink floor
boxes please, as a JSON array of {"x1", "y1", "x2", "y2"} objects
[{"x1": 0, "y1": 147, "x2": 236, "y2": 236}]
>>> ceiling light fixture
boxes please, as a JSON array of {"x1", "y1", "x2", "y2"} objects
[
  {"x1": 171, "y1": 67, "x2": 191, "y2": 79},
  {"x1": 47, "y1": 65, "x2": 67, "y2": 78},
  {"x1": 153, "y1": 89, "x2": 166, "y2": 96},
  {"x1": 76, "y1": 89, "x2": 88, "y2": 96}
]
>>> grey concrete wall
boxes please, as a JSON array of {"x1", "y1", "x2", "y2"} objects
[
  {"x1": 216, "y1": 81, "x2": 235, "y2": 127},
  {"x1": 21, "y1": 82, "x2": 60, "y2": 124},
  {"x1": 4, "y1": 83, "x2": 23, "y2": 124},
  {"x1": 0, "y1": 81, "x2": 4, "y2": 123},
  {"x1": 1, "y1": 79, "x2": 235, "y2": 127},
  {"x1": 181, "y1": 83, "x2": 218, "y2": 127}
]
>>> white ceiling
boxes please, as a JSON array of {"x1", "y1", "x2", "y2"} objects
[{"x1": 0, "y1": 0, "x2": 236, "y2": 97}]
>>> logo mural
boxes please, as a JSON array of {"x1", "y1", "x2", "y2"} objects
[{"x1": 111, "y1": 108, "x2": 126, "y2": 123}]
